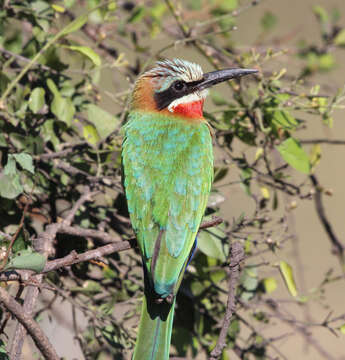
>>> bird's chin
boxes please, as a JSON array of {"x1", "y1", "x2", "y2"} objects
[{"x1": 168, "y1": 99, "x2": 205, "y2": 119}]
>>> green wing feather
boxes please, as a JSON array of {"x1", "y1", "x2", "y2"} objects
[{"x1": 122, "y1": 111, "x2": 213, "y2": 298}]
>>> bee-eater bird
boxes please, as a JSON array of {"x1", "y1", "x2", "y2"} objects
[{"x1": 122, "y1": 59, "x2": 257, "y2": 360}]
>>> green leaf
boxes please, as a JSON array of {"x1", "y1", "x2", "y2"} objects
[
  {"x1": 319, "y1": 53, "x2": 335, "y2": 71},
  {"x1": 0, "y1": 155, "x2": 24, "y2": 199},
  {"x1": 0, "y1": 173, "x2": 23, "y2": 199},
  {"x1": 4, "y1": 156, "x2": 17, "y2": 176},
  {"x1": 0, "y1": 134, "x2": 6, "y2": 147},
  {"x1": 272, "y1": 110, "x2": 298, "y2": 131},
  {"x1": 28, "y1": 87, "x2": 45, "y2": 114},
  {"x1": 66, "y1": 45, "x2": 101, "y2": 66},
  {"x1": 241, "y1": 268, "x2": 258, "y2": 291},
  {"x1": 313, "y1": 5, "x2": 329, "y2": 25},
  {"x1": 334, "y1": 29, "x2": 345, "y2": 46},
  {"x1": 71, "y1": 280, "x2": 102, "y2": 294},
  {"x1": 61, "y1": 14, "x2": 88, "y2": 36},
  {"x1": 51, "y1": 95, "x2": 75, "y2": 126},
  {"x1": 128, "y1": 6, "x2": 146, "y2": 23},
  {"x1": 4, "y1": 250, "x2": 46, "y2": 272},
  {"x1": 279, "y1": 260, "x2": 298, "y2": 297},
  {"x1": 13, "y1": 153, "x2": 35, "y2": 174},
  {"x1": 198, "y1": 227, "x2": 227, "y2": 262},
  {"x1": 340, "y1": 324, "x2": 345, "y2": 335},
  {"x1": 83, "y1": 124, "x2": 100, "y2": 146},
  {"x1": 276, "y1": 137, "x2": 310, "y2": 174},
  {"x1": 240, "y1": 167, "x2": 252, "y2": 196},
  {"x1": 52, "y1": 4, "x2": 66, "y2": 13},
  {"x1": 0, "y1": 339, "x2": 9, "y2": 359},
  {"x1": 262, "y1": 277, "x2": 277, "y2": 294},
  {"x1": 47, "y1": 78, "x2": 60, "y2": 97},
  {"x1": 87, "y1": 104, "x2": 119, "y2": 139},
  {"x1": 261, "y1": 11, "x2": 277, "y2": 31},
  {"x1": 309, "y1": 144, "x2": 321, "y2": 172},
  {"x1": 210, "y1": 269, "x2": 226, "y2": 283}
]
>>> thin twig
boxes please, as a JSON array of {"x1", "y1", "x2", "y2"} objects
[
  {"x1": 310, "y1": 175, "x2": 344, "y2": 265},
  {"x1": 301, "y1": 139, "x2": 345, "y2": 145}
]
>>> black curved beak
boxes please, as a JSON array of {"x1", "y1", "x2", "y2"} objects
[{"x1": 196, "y1": 68, "x2": 258, "y2": 91}]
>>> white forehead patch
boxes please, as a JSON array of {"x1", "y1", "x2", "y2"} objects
[{"x1": 168, "y1": 89, "x2": 208, "y2": 112}]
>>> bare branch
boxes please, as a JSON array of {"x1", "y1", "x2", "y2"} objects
[
  {"x1": 210, "y1": 242, "x2": 245, "y2": 360},
  {"x1": 0, "y1": 217, "x2": 223, "y2": 282},
  {"x1": 0, "y1": 287, "x2": 59, "y2": 360},
  {"x1": 301, "y1": 139, "x2": 345, "y2": 145}
]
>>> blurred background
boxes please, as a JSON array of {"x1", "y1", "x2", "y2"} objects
[{"x1": 1, "y1": 0, "x2": 345, "y2": 359}]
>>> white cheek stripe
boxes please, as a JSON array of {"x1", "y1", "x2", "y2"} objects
[{"x1": 168, "y1": 89, "x2": 209, "y2": 112}]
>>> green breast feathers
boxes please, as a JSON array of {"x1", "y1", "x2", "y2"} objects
[{"x1": 122, "y1": 111, "x2": 213, "y2": 298}]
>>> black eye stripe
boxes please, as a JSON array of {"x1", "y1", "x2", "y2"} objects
[{"x1": 154, "y1": 78, "x2": 204, "y2": 110}]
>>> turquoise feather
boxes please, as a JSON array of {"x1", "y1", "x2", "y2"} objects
[{"x1": 122, "y1": 110, "x2": 213, "y2": 359}]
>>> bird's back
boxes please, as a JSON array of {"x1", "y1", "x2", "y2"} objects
[{"x1": 122, "y1": 110, "x2": 213, "y2": 298}]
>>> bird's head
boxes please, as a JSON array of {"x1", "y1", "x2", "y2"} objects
[{"x1": 132, "y1": 58, "x2": 258, "y2": 120}]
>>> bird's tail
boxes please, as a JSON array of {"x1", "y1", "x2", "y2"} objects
[{"x1": 132, "y1": 293, "x2": 175, "y2": 360}]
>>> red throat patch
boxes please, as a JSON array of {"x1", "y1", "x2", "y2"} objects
[{"x1": 171, "y1": 100, "x2": 204, "y2": 119}]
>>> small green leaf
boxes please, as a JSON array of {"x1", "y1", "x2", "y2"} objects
[
  {"x1": 210, "y1": 269, "x2": 226, "y2": 283},
  {"x1": 340, "y1": 324, "x2": 345, "y2": 334},
  {"x1": 4, "y1": 156, "x2": 17, "y2": 176},
  {"x1": 29, "y1": 87, "x2": 45, "y2": 113},
  {"x1": 128, "y1": 6, "x2": 146, "y2": 23},
  {"x1": 313, "y1": 5, "x2": 329, "y2": 25},
  {"x1": 0, "y1": 134, "x2": 6, "y2": 147},
  {"x1": 87, "y1": 104, "x2": 119, "y2": 139},
  {"x1": 240, "y1": 167, "x2": 252, "y2": 196},
  {"x1": 4, "y1": 250, "x2": 46, "y2": 272},
  {"x1": 279, "y1": 260, "x2": 298, "y2": 297},
  {"x1": 261, "y1": 11, "x2": 277, "y2": 31},
  {"x1": 61, "y1": 14, "x2": 88, "y2": 36},
  {"x1": 52, "y1": 4, "x2": 66, "y2": 13},
  {"x1": 0, "y1": 173, "x2": 23, "y2": 199},
  {"x1": 66, "y1": 45, "x2": 101, "y2": 66},
  {"x1": 309, "y1": 144, "x2": 321, "y2": 172},
  {"x1": 272, "y1": 110, "x2": 298, "y2": 130},
  {"x1": 319, "y1": 53, "x2": 335, "y2": 71},
  {"x1": 47, "y1": 78, "x2": 60, "y2": 97},
  {"x1": 83, "y1": 124, "x2": 100, "y2": 146},
  {"x1": 260, "y1": 186, "x2": 270, "y2": 199},
  {"x1": 71, "y1": 280, "x2": 102, "y2": 294},
  {"x1": 263, "y1": 277, "x2": 277, "y2": 294},
  {"x1": 334, "y1": 29, "x2": 345, "y2": 46},
  {"x1": 241, "y1": 268, "x2": 258, "y2": 291},
  {"x1": 13, "y1": 153, "x2": 35, "y2": 174},
  {"x1": 198, "y1": 227, "x2": 227, "y2": 262},
  {"x1": 276, "y1": 137, "x2": 310, "y2": 174},
  {"x1": 0, "y1": 156, "x2": 24, "y2": 199},
  {"x1": 0, "y1": 339, "x2": 9, "y2": 359},
  {"x1": 51, "y1": 95, "x2": 75, "y2": 126}
]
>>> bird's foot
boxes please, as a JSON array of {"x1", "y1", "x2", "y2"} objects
[{"x1": 154, "y1": 294, "x2": 174, "y2": 304}]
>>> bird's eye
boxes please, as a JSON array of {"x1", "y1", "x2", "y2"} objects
[{"x1": 173, "y1": 81, "x2": 186, "y2": 92}]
